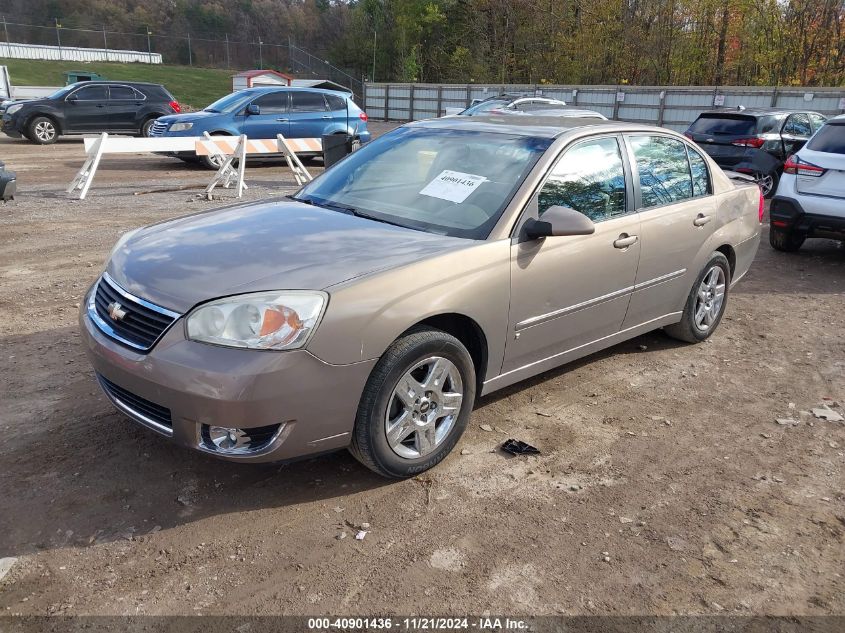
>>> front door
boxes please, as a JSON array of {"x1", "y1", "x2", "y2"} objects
[
  {"x1": 64, "y1": 84, "x2": 109, "y2": 132},
  {"x1": 622, "y1": 135, "x2": 719, "y2": 327},
  {"x1": 781, "y1": 112, "x2": 813, "y2": 156},
  {"x1": 241, "y1": 91, "x2": 289, "y2": 139},
  {"x1": 504, "y1": 136, "x2": 640, "y2": 374}
]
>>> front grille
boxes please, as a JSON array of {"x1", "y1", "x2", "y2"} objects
[
  {"x1": 149, "y1": 120, "x2": 168, "y2": 137},
  {"x1": 97, "y1": 374, "x2": 173, "y2": 432},
  {"x1": 90, "y1": 274, "x2": 179, "y2": 351}
]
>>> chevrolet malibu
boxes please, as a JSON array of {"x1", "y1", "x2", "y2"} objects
[{"x1": 80, "y1": 116, "x2": 762, "y2": 478}]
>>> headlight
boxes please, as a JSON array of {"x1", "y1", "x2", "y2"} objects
[
  {"x1": 186, "y1": 291, "x2": 327, "y2": 350},
  {"x1": 6, "y1": 103, "x2": 23, "y2": 115},
  {"x1": 169, "y1": 122, "x2": 193, "y2": 132}
]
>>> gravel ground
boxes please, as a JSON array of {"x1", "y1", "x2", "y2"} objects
[{"x1": 0, "y1": 129, "x2": 843, "y2": 618}]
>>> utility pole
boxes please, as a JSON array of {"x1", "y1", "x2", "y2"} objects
[
  {"x1": 372, "y1": 29, "x2": 377, "y2": 82},
  {"x1": 225, "y1": 33, "x2": 230, "y2": 68},
  {"x1": 2, "y1": 16, "x2": 9, "y2": 46},
  {"x1": 146, "y1": 29, "x2": 152, "y2": 63},
  {"x1": 54, "y1": 18, "x2": 62, "y2": 56},
  {"x1": 187, "y1": 32, "x2": 192, "y2": 66}
]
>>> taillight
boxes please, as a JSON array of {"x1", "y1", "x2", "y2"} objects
[
  {"x1": 757, "y1": 188, "x2": 764, "y2": 223},
  {"x1": 359, "y1": 112, "x2": 368, "y2": 122},
  {"x1": 731, "y1": 137, "x2": 765, "y2": 148},
  {"x1": 783, "y1": 154, "x2": 825, "y2": 177},
  {"x1": 169, "y1": 100, "x2": 181, "y2": 113}
]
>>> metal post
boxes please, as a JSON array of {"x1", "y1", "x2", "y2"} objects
[
  {"x1": 409, "y1": 84, "x2": 415, "y2": 122},
  {"x1": 3, "y1": 16, "x2": 10, "y2": 45},
  {"x1": 436, "y1": 85, "x2": 443, "y2": 117},
  {"x1": 225, "y1": 33, "x2": 230, "y2": 68},
  {"x1": 102, "y1": 25, "x2": 107, "y2": 59},
  {"x1": 657, "y1": 90, "x2": 666, "y2": 127},
  {"x1": 770, "y1": 85, "x2": 779, "y2": 107},
  {"x1": 258, "y1": 40, "x2": 263, "y2": 69},
  {"x1": 146, "y1": 29, "x2": 152, "y2": 64},
  {"x1": 465, "y1": 85, "x2": 471, "y2": 108},
  {"x1": 187, "y1": 32, "x2": 192, "y2": 66},
  {"x1": 384, "y1": 84, "x2": 390, "y2": 121}
]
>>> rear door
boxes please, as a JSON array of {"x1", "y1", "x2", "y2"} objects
[
  {"x1": 504, "y1": 135, "x2": 640, "y2": 373},
  {"x1": 781, "y1": 112, "x2": 813, "y2": 156},
  {"x1": 622, "y1": 135, "x2": 718, "y2": 327},
  {"x1": 108, "y1": 85, "x2": 144, "y2": 131},
  {"x1": 287, "y1": 91, "x2": 332, "y2": 138},
  {"x1": 64, "y1": 84, "x2": 109, "y2": 132},
  {"x1": 795, "y1": 121, "x2": 845, "y2": 200},
  {"x1": 241, "y1": 91, "x2": 289, "y2": 138}
]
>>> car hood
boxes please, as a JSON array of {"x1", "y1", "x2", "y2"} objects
[
  {"x1": 156, "y1": 110, "x2": 225, "y2": 125},
  {"x1": 106, "y1": 198, "x2": 469, "y2": 313}
]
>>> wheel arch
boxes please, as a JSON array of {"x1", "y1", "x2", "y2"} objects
[
  {"x1": 25, "y1": 111, "x2": 62, "y2": 135},
  {"x1": 409, "y1": 313, "x2": 489, "y2": 393},
  {"x1": 714, "y1": 244, "x2": 736, "y2": 279}
]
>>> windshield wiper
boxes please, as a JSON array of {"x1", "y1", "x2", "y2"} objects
[{"x1": 288, "y1": 195, "x2": 409, "y2": 229}]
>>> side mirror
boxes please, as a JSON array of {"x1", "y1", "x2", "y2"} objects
[
  {"x1": 523, "y1": 205, "x2": 595, "y2": 240},
  {"x1": 66, "y1": 94, "x2": 77, "y2": 103},
  {"x1": 246, "y1": 103, "x2": 260, "y2": 115}
]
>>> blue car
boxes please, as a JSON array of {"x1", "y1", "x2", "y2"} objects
[{"x1": 151, "y1": 86, "x2": 371, "y2": 168}]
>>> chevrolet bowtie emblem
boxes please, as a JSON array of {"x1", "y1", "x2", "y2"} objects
[{"x1": 107, "y1": 301, "x2": 127, "y2": 321}]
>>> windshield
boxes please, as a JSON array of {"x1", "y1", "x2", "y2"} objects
[
  {"x1": 294, "y1": 127, "x2": 551, "y2": 239},
  {"x1": 807, "y1": 122, "x2": 845, "y2": 154},
  {"x1": 48, "y1": 86, "x2": 72, "y2": 99},
  {"x1": 204, "y1": 91, "x2": 255, "y2": 113},
  {"x1": 461, "y1": 99, "x2": 510, "y2": 116},
  {"x1": 689, "y1": 114, "x2": 758, "y2": 135}
]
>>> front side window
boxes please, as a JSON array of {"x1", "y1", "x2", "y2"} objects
[
  {"x1": 295, "y1": 127, "x2": 551, "y2": 239},
  {"x1": 290, "y1": 91, "x2": 328, "y2": 113},
  {"x1": 252, "y1": 91, "x2": 287, "y2": 114},
  {"x1": 73, "y1": 85, "x2": 108, "y2": 101},
  {"x1": 537, "y1": 137, "x2": 627, "y2": 221},
  {"x1": 809, "y1": 113, "x2": 827, "y2": 131},
  {"x1": 629, "y1": 135, "x2": 693, "y2": 208},
  {"x1": 784, "y1": 113, "x2": 812, "y2": 137}
]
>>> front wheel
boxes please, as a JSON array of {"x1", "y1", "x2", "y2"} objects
[
  {"x1": 27, "y1": 116, "x2": 59, "y2": 144},
  {"x1": 350, "y1": 327, "x2": 476, "y2": 478},
  {"x1": 665, "y1": 252, "x2": 731, "y2": 343}
]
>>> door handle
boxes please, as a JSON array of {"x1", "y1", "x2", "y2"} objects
[
  {"x1": 276, "y1": 118, "x2": 289, "y2": 122},
  {"x1": 613, "y1": 234, "x2": 638, "y2": 249},
  {"x1": 693, "y1": 213, "x2": 712, "y2": 227},
  {"x1": 321, "y1": 115, "x2": 331, "y2": 119},
  {"x1": 96, "y1": 104, "x2": 106, "y2": 108}
]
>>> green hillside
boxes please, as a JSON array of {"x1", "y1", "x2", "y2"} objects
[{"x1": 3, "y1": 59, "x2": 235, "y2": 109}]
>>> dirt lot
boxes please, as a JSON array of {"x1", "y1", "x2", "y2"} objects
[{"x1": 0, "y1": 129, "x2": 843, "y2": 619}]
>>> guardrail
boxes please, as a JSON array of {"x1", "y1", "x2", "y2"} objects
[{"x1": 362, "y1": 83, "x2": 845, "y2": 131}]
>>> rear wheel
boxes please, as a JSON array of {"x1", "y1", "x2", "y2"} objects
[
  {"x1": 27, "y1": 116, "x2": 59, "y2": 144},
  {"x1": 665, "y1": 252, "x2": 731, "y2": 343},
  {"x1": 753, "y1": 170, "x2": 779, "y2": 198},
  {"x1": 350, "y1": 326, "x2": 476, "y2": 478},
  {"x1": 769, "y1": 226, "x2": 805, "y2": 252}
]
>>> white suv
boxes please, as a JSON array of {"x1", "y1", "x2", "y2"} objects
[{"x1": 770, "y1": 114, "x2": 845, "y2": 251}]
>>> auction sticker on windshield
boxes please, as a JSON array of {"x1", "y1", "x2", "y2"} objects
[{"x1": 420, "y1": 170, "x2": 487, "y2": 203}]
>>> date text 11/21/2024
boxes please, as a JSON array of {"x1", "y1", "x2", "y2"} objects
[{"x1": 307, "y1": 617, "x2": 529, "y2": 630}]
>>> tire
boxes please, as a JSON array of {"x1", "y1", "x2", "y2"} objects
[
  {"x1": 769, "y1": 226, "x2": 805, "y2": 252},
  {"x1": 664, "y1": 252, "x2": 731, "y2": 344},
  {"x1": 139, "y1": 117, "x2": 157, "y2": 137},
  {"x1": 349, "y1": 326, "x2": 476, "y2": 478},
  {"x1": 27, "y1": 116, "x2": 59, "y2": 145},
  {"x1": 200, "y1": 133, "x2": 234, "y2": 170},
  {"x1": 754, "y1": 170, "x2": 779, "y2": 199}
]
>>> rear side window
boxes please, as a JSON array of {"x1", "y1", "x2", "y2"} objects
[
  {"x1": 109, "y1": 86, "x2": 138, "y2": 100},
  {"x1": 687, "y1": 147, "x2": 712, "y2": 197},
  {"x1": 325, "y1": 94, "x2": 347, "y2": 111},
  {"x1": 806, "y1": 123, "x2": 845, "y2": 154},
  {"x1": 629, "y1": 135, "x2": 692, "y2": 208},
  {"x1": 784, "y1": 113, "x2": 812, "y2": 137},
  {"x1": 538, "y1": 137, "x2": 627, "y2": 222},
  {"x1": 689, "y1": 115, "x2": 756, "y2": 136},
  {"x1": 290, "y1": 91, "x2": 328, "y2": 113},
  {"x1": 252, "y1": 91, "x2": 287, "y2": 114}
]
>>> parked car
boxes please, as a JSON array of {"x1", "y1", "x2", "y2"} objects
[
  {"x1": 1, "y1": 81, "x2": 180, "y2": 144},
  {"x1": 684, "y1": 108, "x2": 827, "y2": 197},
  {"x1": 769, "y1": 115, "x2": 845, "y2": 252},
  {"x1": 443, "y1": 93, "x2": 567, "y2": 117},
  {"x1": 493, "y1": 107, "x2": 608, "y2": 120},
  {"x1": 80, "y1": 116, "x2": 761, "y2": 478},
  {"x1": 151, "y1": 87, "x2": 371, "y2": 168}
]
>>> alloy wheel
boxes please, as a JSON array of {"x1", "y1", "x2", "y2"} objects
[
  {"x1": 753, "y1": 172, "x2": 774, "y2": 197},
  {"x1": 35, "y1": 120, "x2": 56, "y2": 142},
  {"x1": 384, "y1": 356, "x2": 464, "y2": 459},
  {"x1": 694, "y1": 266, "x2": 726, "y2": 332}
]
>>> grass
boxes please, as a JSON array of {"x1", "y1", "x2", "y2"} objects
[{"x1": 3, "y1": 59, "x2": 235, "y2": 109}]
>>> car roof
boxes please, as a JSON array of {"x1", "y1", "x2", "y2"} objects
[
  {"x1": 411, "y1": 115, "x2": 665, "y2": 139},
  {"x1": 697, "y1": 108, "x2": 822, "y2": 117},
  {"x1": 68, "y1": 81, "x2": 163, "y2": 87}
]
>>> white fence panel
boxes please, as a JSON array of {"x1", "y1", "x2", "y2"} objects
[{"x1": 0, "y1": 42, "x2": 162, "y2": 64}]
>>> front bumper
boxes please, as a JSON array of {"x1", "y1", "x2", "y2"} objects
[
  {"x1": 79, "y1": 287, "x2": 376, "y2": 463},
  {"x1": 1, "y1": 117, "x2": 23, "y2": 138}
]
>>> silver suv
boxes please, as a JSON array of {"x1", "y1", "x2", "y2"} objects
[{"x1": 770, "y1": 115, "x2": 845, "y2": 251}]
